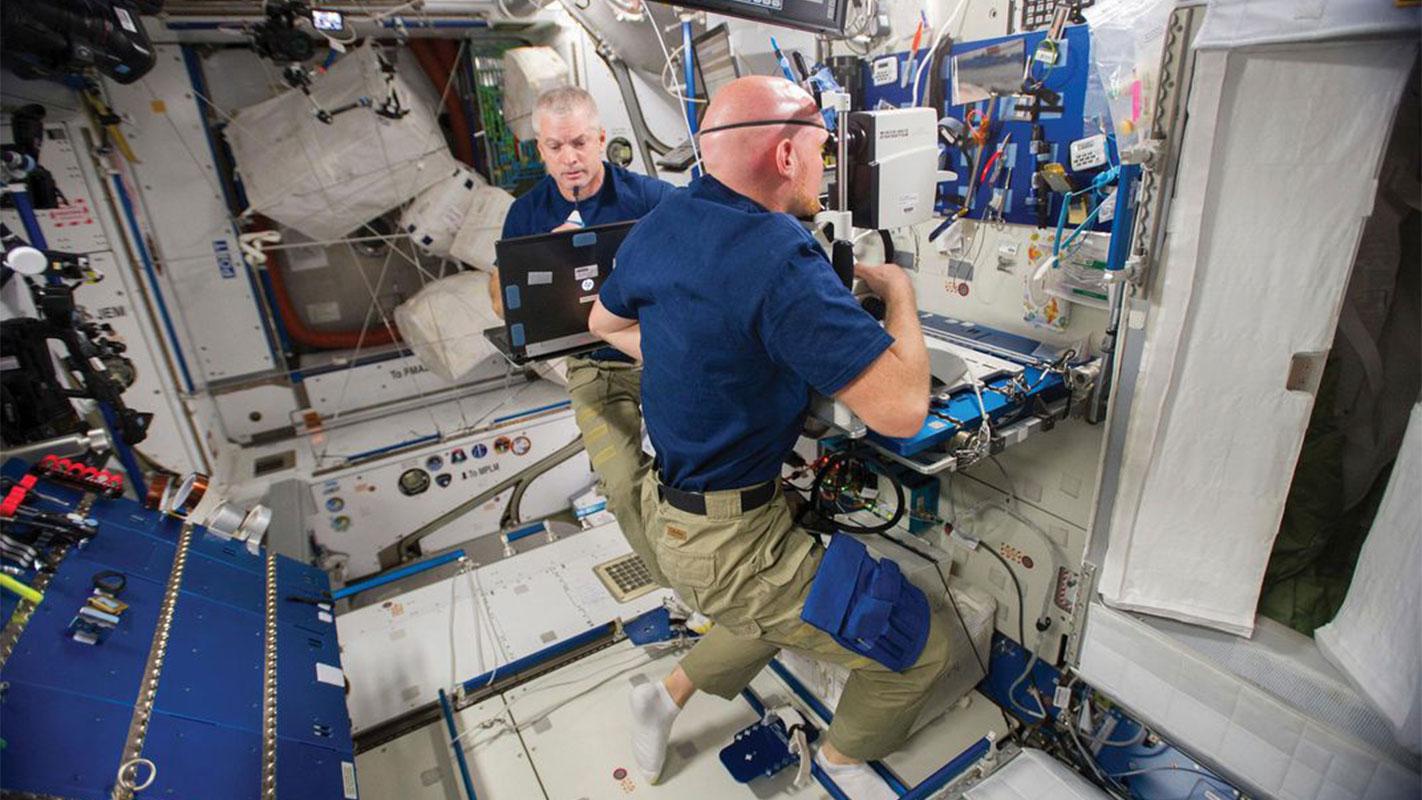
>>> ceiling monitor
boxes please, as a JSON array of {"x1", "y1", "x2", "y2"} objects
[
  {"x1": 692, "y1": 25, "x2": 740, "y2": 121},
  {"x1": 651, "y1": 0, "x2": 848, "y2": 36}
]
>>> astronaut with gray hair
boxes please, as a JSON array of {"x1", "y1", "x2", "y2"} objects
[{"x1": 492, "y1": 85, "x2": 675, "y2": 589}]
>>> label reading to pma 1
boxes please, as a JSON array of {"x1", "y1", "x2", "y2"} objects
[
  {"x1": 389, "y1": 363, "x2": 428, "y2": 380},
  {"x1": 212, "y1": 240, "x2": 236, "y2": 279}
]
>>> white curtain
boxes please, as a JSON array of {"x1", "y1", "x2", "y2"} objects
[
  {"x1": 1316, "y1": 403, "x2": 1422, "y2": 756},
  {"x1": 1194, "y1": 0, "x2": 1419, "y2": 50},
  {"x1": 1096, "y1": 39, "x2": 1416, "y2": 635}
]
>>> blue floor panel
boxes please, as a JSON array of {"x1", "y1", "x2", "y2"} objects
[
  {"x1": 0, "y1": 681, "x2": 133, "y2": 800},
  {"x1": 277, "y1": 737, "x2": 358, "y2": 800},
  {"x1": 2, "y1": 557, "x2": 166, "y2": 705},
  {"x1": 155, "y1": 592, "x2": 264, "y2": 732},
  {"x1": 144, "y1": 711, "x2": 263, "y2": 799},
  {"x1": 1, "y1": 467, "x2": 353, "y2": 799}
]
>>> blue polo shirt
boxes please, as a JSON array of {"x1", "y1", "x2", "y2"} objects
[
  {"x1": 502, "y1": 161, "x2": 672, "y2": 363},
  {"x1": 600, "y1": 175, "x2": 894, "y2": 491}
]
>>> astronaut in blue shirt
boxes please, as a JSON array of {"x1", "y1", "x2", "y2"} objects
[
  {"x1": 495, "y1": 86, "x2": 673, "y2": 586},
  {"x1": 591, "y1": 77, "x2": 945, "y2": 800}
]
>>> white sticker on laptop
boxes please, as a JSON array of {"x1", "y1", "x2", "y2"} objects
[
  {"x1": 580, "y1": 278, "x2": 595, "y2": 292},
  {"x1": 527, "y1": 271, "x2": 553, "y2": 286},
  {"x1": 579, "y1": 295, "x2": 596, "y2": 304},
  {"x1": 574, "y1": 264, "x2": 598, "y2": 280}
]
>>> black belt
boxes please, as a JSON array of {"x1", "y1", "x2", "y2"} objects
[{"x1": 657, "y1": 480, "x2": 777, "y2": 516}]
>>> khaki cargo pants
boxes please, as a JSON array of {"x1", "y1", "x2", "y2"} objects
[
  {"x1": 640, "y1": 472, "x2": 953, "y2": 761},
  {"x1": 565, "y1": 355, "x2": 666, "y2": 587}
]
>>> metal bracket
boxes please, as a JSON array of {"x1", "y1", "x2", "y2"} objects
[
  {"x1": 112, "y1": 522, "x2": 194, "y2": 800},
  {"x1": 1063, "y1": 560, "x2": 1098, "y2": 667},
  {"x1": 261, "y1": 549, "x2": 279, "y2": 799}
]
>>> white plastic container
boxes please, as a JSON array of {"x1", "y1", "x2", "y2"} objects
[{"x1": 501, "y1": 47, "x2": 571, "y2": 141}]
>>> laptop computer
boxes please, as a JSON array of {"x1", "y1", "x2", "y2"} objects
[{"x1": 486, "y1": 220, "x2": 637, "y2": 364}]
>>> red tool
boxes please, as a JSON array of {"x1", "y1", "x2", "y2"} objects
[
  {"x1": 1, "y1": 475, "x2": 38, "y2": 518},
  {"x1": 35, "y1": 455, "x2": 123, "y2": 497},
  {"x1": 978, "y1": 132, "x2": 1013, "y2": 185}
]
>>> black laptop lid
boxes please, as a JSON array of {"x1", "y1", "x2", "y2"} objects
[{"x1": 491, "y1": 220, "x2": 636, "y2": 363}]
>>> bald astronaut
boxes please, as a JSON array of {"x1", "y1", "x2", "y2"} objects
[{"x1": 590, "y1": 76, "x2": 949, "y2": 800}]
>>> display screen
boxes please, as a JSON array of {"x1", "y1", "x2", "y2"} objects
[
  {"x1": 311, "y1": 9, "x2": 345, "y2": 31},
  {"x1": 651, "y1": 0, "x2": 847, "y2": 35}
]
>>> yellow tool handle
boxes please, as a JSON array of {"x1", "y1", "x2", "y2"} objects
[{"x1": 0, "y1": 573, "x2": 43, "y2": 605}]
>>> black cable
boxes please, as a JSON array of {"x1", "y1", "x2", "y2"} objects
[
  {"x1": 870, "y1": 527, "x2": 1021, "y2": 745},
  {"x1": 979, "y1": 543, "x2": 1028, "y2": 648},
  {"x1": 942, "y1": 569, "x2": 1022, "y2": 745},
  {"x1": 91, "y1": 569, "x2": 127, "y2": 595}
]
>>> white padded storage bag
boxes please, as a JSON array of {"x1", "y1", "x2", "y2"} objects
[
  {"x1": 450, "y1": 183, "x2": 518, "y2": 272},
  {"x1": 392, "y1": 270, "x2": 499, "y2": 381},
  {"x1": 229, "y1": 44, "x2": 457, "y2": 241},
  {"x1": 400, "y1": 167, "x2": 483, "y2": 259}
]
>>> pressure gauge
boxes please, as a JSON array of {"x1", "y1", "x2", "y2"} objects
[
  {"x1": 398, "y1": 467, "x2": 431, "y2": 496},
  {"x1": 606, "y1": 137, "x2": 634, "y2": 168}
]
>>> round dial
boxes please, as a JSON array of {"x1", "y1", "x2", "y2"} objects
[{"x1": 398, "y1": 468, "x2": 431, "y2": 496}]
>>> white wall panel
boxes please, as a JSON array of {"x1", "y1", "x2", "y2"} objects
[{"x1": 103, "y1": 46, "x2": 277, "y2": 383}]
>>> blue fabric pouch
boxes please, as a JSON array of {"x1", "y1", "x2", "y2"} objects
[{"x1": 800, "y1": 534, "x2": 931, "y2": 672}]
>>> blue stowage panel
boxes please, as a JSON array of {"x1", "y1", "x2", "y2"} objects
[
  {"x1": 861, "y1": 24, "x2": 1108, "y2": 229},
  {"x1": 0, "y1": 470, "x2": 355, "y2": 799}
]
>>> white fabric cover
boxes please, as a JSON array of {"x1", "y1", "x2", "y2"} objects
[
  {"x1": 1195, "y1": 0, "x2": 1420, "y2": 50},
  {"x1": 229, "y1": 44, "x2": 458, "y2": 241},
  {"x1": 964, "y1": 748, "x2": 1109, "y2": 800},
  {"x1": 501, "y1": 47, "x2": 570, "y2": 141},
  {"x1": 1078, "y1": 602, "x2": 1421, "y2": 798},
  {"x1": 449, "y1": 183, "x2": 518, "y2": 272},
  {"x1": 1316, "y1": 403, "x2": 1422, "y2": 756},
  {"x1": 392, "y1": 270, "x2": 500, "y2": 382},
  {"x1": 399, "y1": 167, "x2": 483, "y2": 259},
  {"x1": 1097, "y1": 40, "x2": 1416, "y2": 635}
]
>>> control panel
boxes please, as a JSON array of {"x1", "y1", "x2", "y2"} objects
[{"x1": 309, "y1": 405, "x2": 595, "y2": 580}]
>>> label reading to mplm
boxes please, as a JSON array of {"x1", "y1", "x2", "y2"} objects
[{"x1": 573, "y1": 264, "x2": 598, "y2": 280}]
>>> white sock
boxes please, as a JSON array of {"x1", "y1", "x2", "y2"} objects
[
  {"x1": 814, "y1": 750, "x2": 897, "y2": 800},
  {"x1": 629, "y1": 681, "x2": 681, "y2": 782}
]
